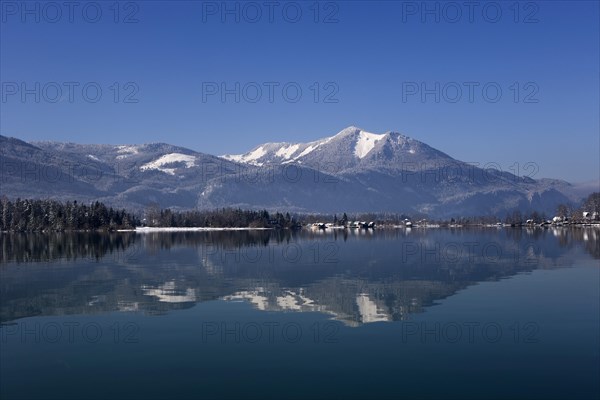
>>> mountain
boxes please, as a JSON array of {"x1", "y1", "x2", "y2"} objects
[
  {"x1": 223, "y1": 126, "x2": 454, "y2": 173},
  {"x1": 0, "y1": 135, "x2": 241, "y2": 210},
  {"x1": 0, "y1": 127, "x2": 584, "y2": 217},
  {"x1": 221, "y1": 126, "x2": 579, "y2": 216}
]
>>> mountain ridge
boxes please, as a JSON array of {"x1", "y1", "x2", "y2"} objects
[
  {"x1": 222, "y1": 126, "x2": 457, "y2": 175},
  {"x1": 0, "y1": 127, "x2": 585, "y2": 217}
]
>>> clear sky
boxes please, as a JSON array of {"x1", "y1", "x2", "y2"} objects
[{"x1": 1, "y1": 0, "x2": 598, "y2": 183}]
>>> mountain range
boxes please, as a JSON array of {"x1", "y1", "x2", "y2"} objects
[{"x1": 0, "y1": 126, "x2": 589, "y2": 217}]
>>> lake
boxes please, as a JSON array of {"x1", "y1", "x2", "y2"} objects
[{"x1": 1, "y1": 227, "x2": 599, "y2": 399}]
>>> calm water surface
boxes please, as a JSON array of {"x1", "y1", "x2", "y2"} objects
[{"x1": 1, "y1": 228, "x2": 599, "y2": 399}]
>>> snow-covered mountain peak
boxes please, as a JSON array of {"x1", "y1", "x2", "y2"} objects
[
  {"x1": 31, "y1": 127, "x2": 448, "y2": 176},
  {"x1": 354, "y1": 130, "x2": 386, "y2": 159},
  {"x1": 221, "y1": 126, "x2": 428, "y2": 169},
  {"x1": 333, "y1": 125, "x2": 362, "y2": 137}
]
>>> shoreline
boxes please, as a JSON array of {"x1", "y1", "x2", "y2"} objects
[
  {"x1": 130, "y1": 227, "x2": 274, "y2": 233},
  {"x1": 1, "y1": 223, "x2": 598, "y2": 234}
]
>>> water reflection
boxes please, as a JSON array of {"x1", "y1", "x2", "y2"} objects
[
  {"x1": 1, "y1": 231, "x2": 138, "y2": 263},
  {"x1": 1, "y1": 227, "x2": 598, "y2": 325}
]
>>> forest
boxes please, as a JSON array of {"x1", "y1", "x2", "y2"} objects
[
  {"x1": 0, "y1": 198, "x2": 139, "y2": 232},
  {"x1": 0, "y1": 198, "x2": 299, "y2": 231},
  {"x1": 143, "y1": 205, "x2": 300, "y2": 229}
]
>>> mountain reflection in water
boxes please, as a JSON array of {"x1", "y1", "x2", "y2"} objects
[{"x1": 1, "y1": 227, "x2": 598, "y2": 325}]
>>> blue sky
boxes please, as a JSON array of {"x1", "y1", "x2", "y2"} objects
[{"x1": 1, "y1": 0, "x2": 598, "y2": 182}]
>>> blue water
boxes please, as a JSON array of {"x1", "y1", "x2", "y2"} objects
[{"x1": 1, "y1": 228, "x2": 598, "y2": 399}]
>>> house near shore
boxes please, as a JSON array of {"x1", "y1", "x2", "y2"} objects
[{"x1": 583, "y1": 211, "x2": 600, "y2": 221}]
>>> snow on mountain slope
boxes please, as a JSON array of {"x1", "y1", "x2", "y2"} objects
[
  {"x1": 354, "y1": 131, "x2": 386, "y2": 159},
  {"x1": 116, "y1": 145, "x2": 140, "y2": 159},
  {"x1": 222, "y1": 126, "x2": 455, "y2": 174},
  {"x1": 2, "y1": 131, "x2": 585, "y2": 217},
  {"x1": 275, "y1": 144, "x2": 299, "y2": 159},
  {"x1": 140, "y1": 153, "x2": 197, "y2": 175},
  {"x1": 221, "y1": 127, "x2": 351, "y2": 165}
]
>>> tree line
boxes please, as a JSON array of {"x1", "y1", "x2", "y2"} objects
[
  {"x1": 0, "y1": 198, "x2": 139, "y2": 232},
  {"x1": 144, "y1": 204, "x2": 299, "y2": 229}
]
